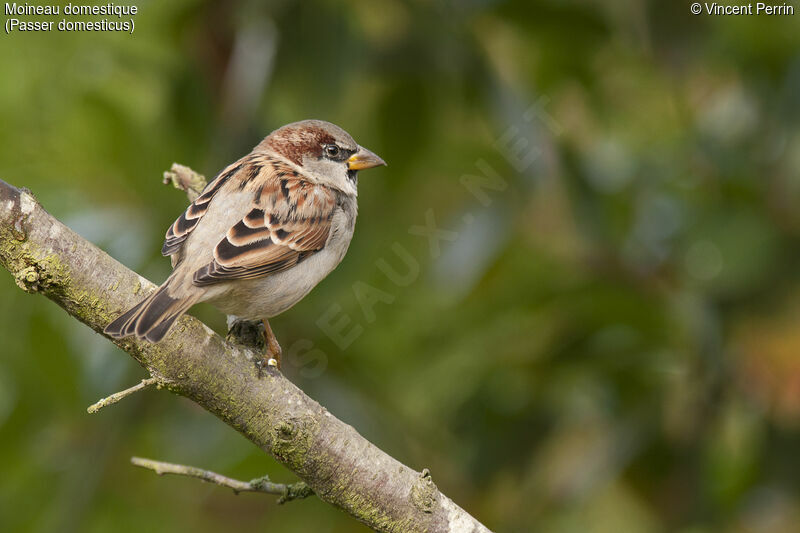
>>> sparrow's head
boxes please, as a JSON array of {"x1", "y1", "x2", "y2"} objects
[{"x1": 259, "y1": 119, "x2": 386, "y2": 196}]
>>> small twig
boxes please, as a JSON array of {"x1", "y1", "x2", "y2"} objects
[
  {"x1": 0, "y1": 177, "x2": 493, "y2": 531},
  {"x1": 87, "y1": 377, "x2": 161, "y2": 414},
  {"x1": 162, "y1": 163, "x2": 207, "y2": 202},
  {"x1": 130, "y1": 457, "x2": 314, "y2": 503}
]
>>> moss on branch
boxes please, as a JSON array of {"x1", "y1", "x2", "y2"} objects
[{"x1": 0, "y1": 178, "x2": 492, "y2": 533}]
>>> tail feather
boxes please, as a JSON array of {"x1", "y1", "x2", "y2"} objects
[
  {"x1": 104, "y1": 297, "x2": 148, "y2": 338},
  {"x1": 104, "y1": 281, "x2": 197, "y2": 343},
  {"x1": 142, "y1": 311, "x2": 184, "y2": 343}
]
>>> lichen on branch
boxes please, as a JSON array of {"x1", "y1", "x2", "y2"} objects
[{"x1": 0, "y1": 177, "x2": 492, "y2": 533}]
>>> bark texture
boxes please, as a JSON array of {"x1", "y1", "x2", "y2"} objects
[{"x1": 0, "y1": 178, "x2": 492, "y2": 533}]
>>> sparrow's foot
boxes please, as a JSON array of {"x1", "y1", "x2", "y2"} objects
[
  {"x1": 226, "y1": 318, "x2": 281, "y2": 377},
  {"x1": 263, "y1": 320, "x2": 283, "y2": 370},
  {"x1": 254, "y1": 357, "x2": 279, "y2": 378},
  {"x1": 227, "y1": 319, "x2": 267, "y2": 353}
]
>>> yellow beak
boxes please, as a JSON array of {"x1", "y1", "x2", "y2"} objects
[{"x1": 347, "y1": 146, "x2": 386, "y2": 171}]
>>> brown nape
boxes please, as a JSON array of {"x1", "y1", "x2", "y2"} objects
[{"x1": 259, "y1": 124, "x2": 336, "y2": 166}]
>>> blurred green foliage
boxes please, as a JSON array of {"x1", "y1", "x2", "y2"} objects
[{"x1": 2, "y1": 1, "x2": 800, "y2": 531}]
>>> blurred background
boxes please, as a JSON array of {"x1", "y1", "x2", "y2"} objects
[{"x1": 1, "y1": 1, "x2": 800, "y2": 531}]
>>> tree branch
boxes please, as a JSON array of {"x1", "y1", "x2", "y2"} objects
[
  {"x1": 87, "y1": 376, "x2": 163, "y2": 413},
  {"x1": 0, "y1": 178, "x2": 492, "y2": 533},
  {"x1": 130, "y1": 457, "x2": 314, "y2": 502},
  {"x1": 162, "y1": 162, "x2": 207, "y2": 201}
]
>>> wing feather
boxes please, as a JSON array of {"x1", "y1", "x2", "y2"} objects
[
  {"x1": 192, "y1": 173, "x2": 337, "y2": 286},
  {"x1": 162, "y1": 160, "x2": 247, "y2": 257}
]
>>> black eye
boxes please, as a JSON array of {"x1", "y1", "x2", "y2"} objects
[{"x1": 324, "y1": 144, "x2": 340, "y2": 158}]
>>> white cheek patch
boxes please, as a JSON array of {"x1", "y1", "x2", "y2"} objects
[{"x1": 302, "y1": 157, "x2": 358, "y2": 197}]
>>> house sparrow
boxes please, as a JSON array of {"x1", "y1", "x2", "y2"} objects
[{"x1": 104, "y1": 120, "x2": 385, "y2": 350}]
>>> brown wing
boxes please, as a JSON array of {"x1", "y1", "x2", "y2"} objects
[
  {"x1": 192, "y1": 174, "x2": 337, "y2": 286},
  {"x1": 161, "y1": 159, "x2": 249, "y2": 257}
]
